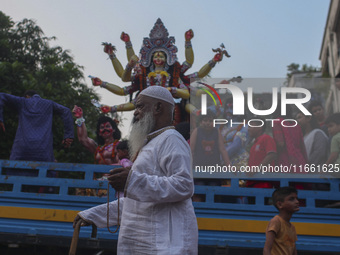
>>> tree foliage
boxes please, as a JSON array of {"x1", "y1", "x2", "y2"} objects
[
  {"x1": 0, "y1": 11, "x2": 101, "y2": 164},
  {"x1": 286, "y1": 62, "x2": 330, "y2": 103},
  {"x1": 286, "y1": 63, "x2": 321, "y2": 79}
]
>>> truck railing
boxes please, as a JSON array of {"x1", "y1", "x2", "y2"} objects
[{"x1": 0, "y1": 160, "x2": 339, "y2": 253}]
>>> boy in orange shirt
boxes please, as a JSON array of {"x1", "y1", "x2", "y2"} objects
[{"x1": 263, "y1": 187, "x2": 300, "y2": 255}]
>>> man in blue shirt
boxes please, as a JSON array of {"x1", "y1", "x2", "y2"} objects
[{"x1": 0, "y1": 90, "x2": 74, "y2": 162}]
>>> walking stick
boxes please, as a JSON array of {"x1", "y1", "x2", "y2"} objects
[{"x1": 69, "y1": 220, "x2": 97, "y2": 255}]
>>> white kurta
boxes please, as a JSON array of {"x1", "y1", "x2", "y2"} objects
[{"x1": 80, "y1": 128, "x2": 198, "y2": 254}]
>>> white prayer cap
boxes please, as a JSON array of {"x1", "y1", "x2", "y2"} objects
[{"x1": 139, "y1": 86, "x2": 175, "y2": 106}]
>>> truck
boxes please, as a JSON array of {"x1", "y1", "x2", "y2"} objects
[{"x1": 0, "y1": 159, "x2": 339, "y2": 254}]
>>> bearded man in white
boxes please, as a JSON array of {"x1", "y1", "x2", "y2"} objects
[{"x1": 73, "y1": 86, "x2": 198, "y2": 254}]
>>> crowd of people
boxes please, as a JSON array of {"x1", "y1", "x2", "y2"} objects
[
  {"x1": 190, "y1": 100, "x2": 340, "y2": 191},
  {"x1": 1, "y1": 90, "x2": 339, "y2": 195},
  {"x1": 1, "y1": 86, "x2": 340, "y2": 254}
]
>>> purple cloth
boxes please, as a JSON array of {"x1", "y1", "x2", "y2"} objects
[
  {"x1": 119, "y1": 158, "x2": 133, "y2": 168},
  {"x1": 0, "y1": 93, "x2": 74, "y2": 162}
]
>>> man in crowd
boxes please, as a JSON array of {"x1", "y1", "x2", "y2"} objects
[{"x1": 73, "y1": 86, "x2": 198, "y2": 254}]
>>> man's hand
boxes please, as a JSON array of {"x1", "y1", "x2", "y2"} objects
[
  {"x1": 73, "y1": 214, "x2": 92, "y2": 228},
  {"x1": 0, "y1": 122, "x2": 5, "y2": 132},
  {"x1": 62, "y1": 138, "x2": 74, "y2": 148},
  {"x1": 108, "y1": 167, "x2": 131, "y2": 191}
]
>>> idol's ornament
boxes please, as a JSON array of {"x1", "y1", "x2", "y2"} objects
[{"x1": 90, "y1": 18, "x2": 230, "y2": 124}]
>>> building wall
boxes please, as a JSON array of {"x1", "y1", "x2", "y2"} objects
[{"x1": 320, "y1": 0, "x2": 340, "y2": 113}]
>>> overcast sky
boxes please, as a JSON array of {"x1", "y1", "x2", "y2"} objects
[{"x1": 1, "y1": 0, "x2": 330, "y2": 137}]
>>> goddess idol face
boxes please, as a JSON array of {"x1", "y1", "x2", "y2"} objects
[{"x1": 152, "y1": 51, "x2": 166, "y2": 68}]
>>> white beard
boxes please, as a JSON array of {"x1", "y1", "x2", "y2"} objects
[{"x1": 128, "y1": 111, "x2": 155, "y2": 160}]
